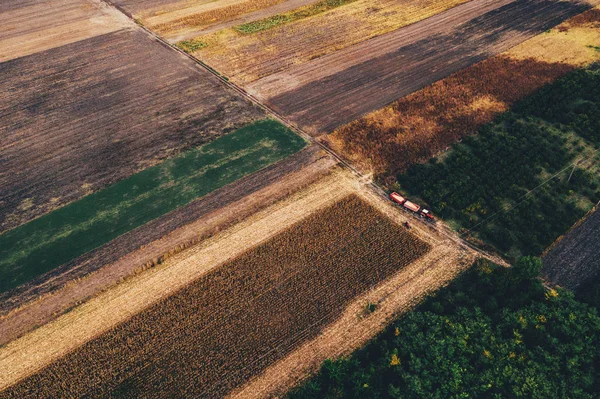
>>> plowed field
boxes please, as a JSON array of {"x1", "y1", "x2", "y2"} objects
[
  {"x1": 2, "y1": 195, "x2": 431, "y2": 398},
  {"x1": 543, "y1": 208, "x2": 600, "y2": 290},
  {"x1": 0, "y1": 28, "x2": 262, "y2": 233}
]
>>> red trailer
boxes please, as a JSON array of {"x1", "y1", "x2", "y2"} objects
[
  {"x1": 390, "y1": 192, "x2": 406, "y2": 205},
  {"x1": 403, "y1": 201, "x2": 420, "y2": 213}
]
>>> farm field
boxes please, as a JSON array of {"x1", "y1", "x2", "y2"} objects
[
  {"x1": 0, "y1": 145, "x2": 334, "y2": 346},
  {"x1": 0, "y1": 0, "x2": 130, "y2": 62},
  {"x1": 255, "y1": 0, "x2": 594, "y2": 135},
  {"x1": 0, "y1": 26, "x2": 263, "y2": 234},
  {"x1": 289, "y1": 258, "x2": 600, "y2": 398},
  {"x1": 398, "y1": 64, "x2": 600, "y2": 260},
  {"x1": 327, "y1": 6, "x2": 600, "y2": 176},
  {"x1": 1, "y1": 185, "x2": 438, "y2": 397},
  {"x1": 176, "y1": 0, "x2": 469, "y2": 83},
  {"x1": 544, "y1": 207, "x2": 600, "y2": 289},
  {"x1": 0, "y1": 120, "x2": 305, "y2": 294}
]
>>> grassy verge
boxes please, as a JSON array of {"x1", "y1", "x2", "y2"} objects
[
  {"x1": 288, "y1": 257, "x2": 600, "y2": 398},
  {"x1": 0, "y1": 120, "x2": 306, "y2": 293},
  {"x1": 234, "y1": 0, "x2": 358, "y2": 34},
  {"x1": 397, "y1": 65, "x2": 600, "y2": 260}
]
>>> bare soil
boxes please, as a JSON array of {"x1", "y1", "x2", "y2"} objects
[
  {"x1": 543, "y1": 207, "x2": 600, "y2": 290},
  {"x1": 0, "y1": 146, "x2": 334, "y2": 343},
  {"x1": 0, "y1": 27, "x2": 263, "y2": 233},
  {"x1": 253, "y1": 0, "x2": 595, "y2": 134},
  {"x1": 0, "y1": 0, "x2": 131, "y2": 62}
]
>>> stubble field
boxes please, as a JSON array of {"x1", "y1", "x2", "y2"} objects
[{"x1": 2, "y1": 194, "x2": 431, "y2": 398}]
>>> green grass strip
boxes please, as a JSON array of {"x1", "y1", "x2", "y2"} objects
[
  {"x1": 176, "y1": 39, "x2": 208, "y2": 53},
  {"x1": 0, "y1": 119, "x2": 306, "y2": 293},
  {"x1": 234, "y1": 0, "x2": 358, "y2": 34}
]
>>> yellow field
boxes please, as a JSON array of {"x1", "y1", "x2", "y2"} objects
[
  {"x1": 0, "y1": 0, "x2": 131, "y2": 62},
  {"x1": 188, "y1": 0, "x2": 470, "y2": 84},
  {"x1": 506, "y1": 8, "x2": 600, "y2": 66}
]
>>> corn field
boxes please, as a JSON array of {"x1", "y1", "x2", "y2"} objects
[{"x1": 4, "y1": 195, "x2": 430, "y2": 398}]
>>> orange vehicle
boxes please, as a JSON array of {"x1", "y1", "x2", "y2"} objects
[{"x1": 389, "y1": 192, "x2": 435, "y2": 221}]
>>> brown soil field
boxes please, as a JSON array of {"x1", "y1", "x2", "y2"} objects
[
  {"x1": 0, "y1": 0, "x2": 131, "y2": 62},
  {"x1": 325, "y1": 4, "x2": 600, "y2": 177},
  {"x1": 0, "y1": 27, "x2": 263, "y2": 233},
  {"x1": 543, "y1": 207, "x2": 600, "y2": 290},
  {"x1": 191, "y1": 0, "x2": 469, "y2": 84},
  {"x1": 0, "y1": 146, "x2": 335, "y2": 346},
  {"x1": 257, "y1": 0, "x2": 594, "y2": 135},
  {"x1": 1, "y1": 187, "x2": 434, "y2": 397}
]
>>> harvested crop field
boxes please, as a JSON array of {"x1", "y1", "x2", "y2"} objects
[
  {"x1": 256, "y1": 0, "x2": 594, "y2": 134},
  {"x1": 543, "y1": 207, "x2": 600, "y2": 290},
  {"x1": 327, "y1": 5, "x2": 600, "y2": 177},
  {"x1": 184, "y1": 0, "x2": 469, "y2": 83},
  {"x1": 0, "y1": 120, "x2": 305, "y2": 294},
  {"x1": 1, "y1": 194, "x2": 431, "y2": 398},
  {"x1": 0, "y1": 27, "x2": 263, "y2": 233}
]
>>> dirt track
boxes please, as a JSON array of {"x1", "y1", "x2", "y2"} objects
[
  {"x1": 0, "y1": 147, "x2": 335, "y2": 345},
  {"x1": 0, "y1": 27, "x2": 262, "y2": 233},
  {"x1": 252, "y1": 0, "x2": 595, "y2": 134},
  {"x1": 543, "y1": 207, "x2": 600, "y2": 290}
]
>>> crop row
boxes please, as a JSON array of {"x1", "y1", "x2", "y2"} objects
[{"x1": 4, "y1": 195, "x2": 431, "y2": 398}]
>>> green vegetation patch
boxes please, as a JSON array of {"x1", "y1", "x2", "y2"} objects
[
  {"x1": 0, "y1": 120, "x2": 306, "y2": 293},
  {"x1": 176, "y1": 39, "x2": 208, "y2": 53},
  {"x1": 398, "y1": 65, "x2": 600, "y2": 260},
  {"x1": 234, "y1": 0, "x2": 358, "y2": 34},
  {"x1": 290, "y1": 257, "x2": 600, "y2": 398}
]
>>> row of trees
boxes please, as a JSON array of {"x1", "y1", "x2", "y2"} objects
[{"x1": 288, "y1": 258, "x2": 600, "y2": 398}]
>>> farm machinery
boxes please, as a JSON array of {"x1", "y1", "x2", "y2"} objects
[{"x1": 390, "y1": 192, "x2": 435, "y2": 221}]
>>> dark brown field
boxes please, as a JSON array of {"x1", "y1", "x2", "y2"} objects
[
  {"x1": 0, "y1": 28, "x2": 262, "y2": 233},
  {"x1": 2, "y1": 195, "x2": 431, "y2": 398},
  {"x1": 543, "y1": 208, "x2": 600, "y2": 290},
  {"x1": 254, "y1": 0, "x2": 592, "y2": 134}
]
